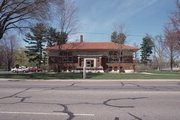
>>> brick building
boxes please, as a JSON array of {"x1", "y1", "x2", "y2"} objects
[{"x1": 46, "y1": 40, "x2": 139, "y2": 73}]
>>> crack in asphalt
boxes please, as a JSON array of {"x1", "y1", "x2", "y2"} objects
[
  {"x1": 67, "y1": 102, "x2": 100, "y2": 106},
  {"x1": 45, "y1": 82, "x2": 159, "y2": 91},
  {"x1": 44, "y1": 82, "x2": 81, "y2": 90},
  {"x1": 103, "y1": 99, "x2": 134, "y2": 108},
  {"x1": 50, "y1": 87, "x2": 59, "y2": 90},
  {"x1": 128, "y1": 113, "x2": 142, "y2": 120},
  {"x1": 0, "y1": 87, "x2": 32, "y2": 100},
  {"x1": 0, "y1": 86, "x2": 148, "y2": 120},
  {"x1": 15, "y1": 96, "x2": 31, "y2": 102},
  {"x1": 13, "y1": 96, "x2": 147, "y2": 120},
  {"x1": 103, "y1": 97, "x2": 148, "y2": 109},
  {"x1": 0, "y1": 83, "x2": 150, "y2": 120},
  {"x1": 126, "y1": 83, "x2": 159, "y2": 90},
  {"x1": 120, "y1": 82, "x2": 125, "y2": 87},
  {"x1": 38, "y1": 81, "x2": 160, "y2": 91},
  {"x1": 3, "y1": 99, "x2": 76, "y2": 120},
  {"x1": 67, "y1": 82, "x2": 81, "y2": 87},
  {"x1": 55, "y1": 104, "x2": 75, "y2": 120}
]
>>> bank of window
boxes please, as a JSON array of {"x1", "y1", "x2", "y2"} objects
[
  {"x1": 58, "y1": 51, "x2": 73, "y2": 63},
  {"x1": 60, "y1": 57, "x2": 73, "y2": 63},
  {"x1": 108, "y1": 51, "x2": 123, "y2": 63},
  {"x1": 108, "y1": 57, "x2": 122, "y2": 63}
]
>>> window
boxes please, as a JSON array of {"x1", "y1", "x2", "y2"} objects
[
  {"x1": 58, "y1": 51, "x2": 73, "y2": 63},
  {"x1": 61, "y1": 57, "x2": 73, "y2": 63},
  {"x1": 108, "y1": 51, "x2": 123, "y2": 63},
  {"x1": 86, "y1": 60, "x2": 94, "y2": 67}
]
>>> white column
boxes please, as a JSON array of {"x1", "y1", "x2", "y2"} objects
[
  {"x1": 99, "y1": 57, "x2": 102, "y2": 67},
  {"x1": 78, "y1": 57, "x2": 80, "y2": 66}
]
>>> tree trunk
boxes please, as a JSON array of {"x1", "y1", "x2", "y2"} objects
[
  {"x1": 7, "y1": 61, "x2": 11, "y2": 71},
  {"x1": 118, "y1": 57, "x2": 121, "y2": 73},
  {"x1": 170, "y1": 47, "x2": 173, "y2": 71},
  {"x1": 58, "y1": 65, "x2": 61, "y2": 73},
  {"x1": 0, "y1": 31, "x2": 3, "y2": 40}
]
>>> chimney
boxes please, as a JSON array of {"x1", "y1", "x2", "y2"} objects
[{"x1": 80, "y1": 35, "x2": 83, "y2": 42}]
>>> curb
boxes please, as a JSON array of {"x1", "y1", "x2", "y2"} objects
[{"x1": 0, "y1": 78, "x2": 180, "y2": 82}]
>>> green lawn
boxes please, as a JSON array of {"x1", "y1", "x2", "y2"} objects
[
  {"x1": 0, "y1": 73, "x2": 83, "y2": 79},
  {"x1": 86, "y1": 73, "x2": 180, "y2": 79},
  {"x1": 0, "y1": 72, "x2": 179, "y2": 79},
  {"x1": 147, "y1": 70, "x2": 180, "y2": 75}
]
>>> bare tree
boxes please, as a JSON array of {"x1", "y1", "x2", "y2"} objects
[
  {"x1": 161, "y1": 0, "x2": 180, "y2": 71},
  {"x1": 58, "y1": 0, "x2": 78, "y2": 35},
  {"x1": 170, "y1": 0, "x2": 180, "y2": 49},
  {"x1": 0, "y1": 35, "x2": 19, "y2": 70},
  {"x1": 164, "y1": 24, "x2": 179, "y2": 70},
  {"x1": 55, "y1": 0, "x2": 79, "y2": 72},
  {"x1": 170, "y1": 0, "x2": 180, "y2": 32},
  {"x1": 111, "y1": 24, "x2": 127, "y2": 73},
  {"x1": 116, "y1": 43, "x2": 124, "y2": 73},
  {"x1": 152, "y1": 35, "x2": 166, "y2": 70},
  {"x1": 0, "y1": 0, "x2": 63, "y2": 40},
  {"x1": 133, "y1": 42, "x2": 139, "y2": 60},
  {"x1": 169, "y1": 0, "x2": 180, "y2": 49},
  {"x1": 111, "y1": 24, "x2": 126, "y2": 44}
]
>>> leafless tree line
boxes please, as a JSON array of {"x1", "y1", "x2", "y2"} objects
[
  {"x1": 152, "y1": 0, "x2": 180, "y2": 70},
  {"x1": 0, "y1": 35, "x2": 19, "y2": 70}
]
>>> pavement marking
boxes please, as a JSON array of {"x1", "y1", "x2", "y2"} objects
[{"x1": 0, "y1": 111, "x2": 95, "y2": 116}]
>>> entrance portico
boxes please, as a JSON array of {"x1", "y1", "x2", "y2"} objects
[
  {"x1": 84, "y1": 58, "x2": 96, "y2": 68},
  {"x1": 76, "y1": 56, "x2": 104, "y2": 73}
]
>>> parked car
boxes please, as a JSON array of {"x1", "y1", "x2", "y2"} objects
[
  {"x1": 11, "y1": 66, "x2": 29, "y2": 73},
  {"x1": 28, "y1": 67, "x2": 42, "y2": 72}
]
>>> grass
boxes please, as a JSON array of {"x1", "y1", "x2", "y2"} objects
[
  {"x1": 0, "y1": 73, "x2": 83, "y2": 79},
  {"x1": 0, "y1": 72, "x2": 179, "y2": 79},
  {"x1": 146, "y1": 70, "x2": 180, "y2": 75},
  {"x1": 86, "y1": 73, "x2": 180, "y2": 79}
]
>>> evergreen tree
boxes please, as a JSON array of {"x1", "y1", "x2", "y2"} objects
[
  {"x1": 56, "y1": 32, "x2": 68, "y2": 72},
  {"x1": 46, "y1": 27, "x2": 68, "y2": 47},
  {"x1": 46, "y1": 27, "x2": 58, "y2": 47},
  {"x1": 140, "y1": 35, "x2": 154, "y2": 64},
  {"x1": 57, "y1": 32, "x2": 68, "y2": 45},
  {"x1": 111, "y1": 31, "x2": 126, "y2": 44},
  {"x1": 24, "y1": 23, "x2": 47, "y2": 67}
]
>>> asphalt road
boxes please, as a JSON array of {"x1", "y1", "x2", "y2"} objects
[{"x1": 0, "y1": 79, "x2": 180, "y2": 120}]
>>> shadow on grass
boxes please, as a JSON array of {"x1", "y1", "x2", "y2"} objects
[
  {"x1": 0, "y1": 73, "x2": 83, "y2": 79},
  {"x1": 0, "y1": 73, "x2": 105, "y2": 79}
]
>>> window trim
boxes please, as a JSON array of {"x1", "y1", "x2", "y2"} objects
[{"x1": 84, "y1": 58, "x2": 96, "y2": 68}]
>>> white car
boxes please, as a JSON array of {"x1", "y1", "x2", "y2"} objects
[{"x1": 11, "y1": 66, "x2": 29, "y2": 73}]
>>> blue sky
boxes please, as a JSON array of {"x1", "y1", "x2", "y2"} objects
[{"x1": 68, "y1": 0, "x2": 177, "y2": 47}]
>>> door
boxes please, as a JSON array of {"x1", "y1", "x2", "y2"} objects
[{"x1": 86, "y1": 60, "x2": 94, "y2": 67}]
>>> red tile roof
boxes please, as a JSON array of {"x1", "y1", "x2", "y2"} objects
[{"x1": 46, "y1": 42, "x2": 139, "y2": 51}]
